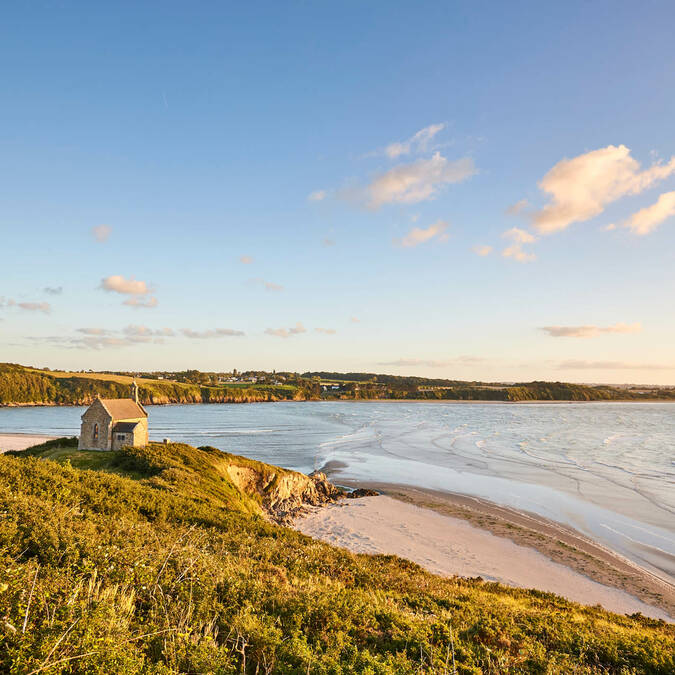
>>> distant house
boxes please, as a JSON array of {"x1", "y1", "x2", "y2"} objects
[{"x1": 78, "y1": 381, "x2": 148, "y2": 451}]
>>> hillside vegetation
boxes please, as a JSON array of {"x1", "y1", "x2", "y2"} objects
[
  {"x1": 0, "y1": 364, "x2": 306, "y2": 406},
  {"x1": 2, "y1": 363, "x2": 674, "y2": 406},
  {"x1": 0, "y1": 440, "x2": 673, "y2": 673}
]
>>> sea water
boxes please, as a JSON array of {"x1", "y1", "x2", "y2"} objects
[{"x1": 2, "y1": 401, "x2": 673, "y2": 582}]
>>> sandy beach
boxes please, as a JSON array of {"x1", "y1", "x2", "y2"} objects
[
  {"x1": 0, "y1": 433, "x2": 57, "y2": 453},
  {"x1": 294, "y1": 494, "x2": 674, "y2": 622}
]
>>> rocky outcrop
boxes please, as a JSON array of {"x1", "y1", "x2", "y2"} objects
[
  {"x1": 226, "y1": 466, "x2": 344, "y2": 525},
  {"x1": 347, "y1": 488, "x2": 379, "y2": 498}
]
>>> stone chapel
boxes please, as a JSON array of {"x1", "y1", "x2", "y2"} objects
[{"x1": 78, "y1": 381, "x2": 148, "y2": 451}]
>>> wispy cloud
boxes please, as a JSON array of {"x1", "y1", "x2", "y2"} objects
[
  {"x1": 501, "y1": 227, "x2": 536, "y2": 262},
  {"x1": 239, "y1": 255, "x2": 254, "y2": 264},
  {"x1": 308, "y1": 190, "x2": 327, "y2": 202},
  {"x1": 249, "y1": 278, "x2": 284, "y2": 292},
  {"x1": 315, "y1": 327, "x2": 336, "y2": 335},
  {"x1": 100, "y1": 275, "x2": 151, "y2": 295},
  {"x1": 378, "y1": 356, "x2": 484, "y2": 368},
  {"x1": 265, "y1": 322, "x2": 306, "y2": 338},
  {"x1": 123, "y1": 296, "x2": 158, "y2": 309},
  {"x1": 17, "y1": 302, "x2": 51, "y2": 314},
  {"x1": 506, "y1": 199, "x2": 529, "y2": 216},
  {"x1": 43, "y1": 286, "x2": 63, "y2": 295},
  {"x1": 541, "y1": 323, "x2": 641, "y2": 338},
  {"x1": 350, "y1": 316, "x2": 360, "y2": 323},
  {"x1": 395, "y1": 220, "x2": 449, "y2": 248},
  {"x1": 77, "y1": 327, "x2": 112, "y2": 336},
  {"x1": 383, "y1": 123, "x2": 446, "y2": 159},
  {"x1": 181, "y1": 328, "x2": 245, "y2": 338},
  {"x1": 557, "y1": 359, "x2": 673, "y2": 371},
  {"x1": 29, "y1": 325, "x2": 180, "y2": 350},
  {"x1": 92, "y1": 224, "x2": 112, "y2": 242},
  {"x1": 1, "y1": 298, "x2": 51, "y2": 313},
  {"x1": 530, "y1": 145, "x2": 675, "y2": 234},
  {"x1": 624, "y1": 191, "x2": 675, "y2": 235},
  {"x1": 29, "y1": 334, "x2": 150, "y2": 350},
  {"x1": 472, "y1": 245, "x2": 493, "y2": 257},
  {"x1": 125, "y1": 325, "x2": 175, "y2": 337},
  {"x1": 322, "y1": 237, "x2": 336, "y2": 247},
  {"x1": 357, "y1": 152, "x2": 476, "y2": 209}
]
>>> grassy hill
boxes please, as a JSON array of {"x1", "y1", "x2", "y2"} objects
[
  {"x1": 0, "y1": 363, "x2": 306, "y2": 406},
  {"x1": 0, "y1": 440, "x2": 672, "y2": 673}
]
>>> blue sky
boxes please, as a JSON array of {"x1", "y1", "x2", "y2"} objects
[{"x1": 2, "y1": 1, "x2": 675, "y2": 383}]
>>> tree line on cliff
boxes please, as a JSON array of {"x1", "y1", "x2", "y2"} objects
[
  {"x1": 2, "y1": 363, "x2": 673, "y2": 406},
  {"x1": 0, "y1": 364, "x2": 313, "y2": 406}
]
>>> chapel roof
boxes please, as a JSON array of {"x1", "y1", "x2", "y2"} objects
[
  {"x1": 98, "y1": 398, "x2": 147, "y2": 420},
  {"x1": 112, "y1": 421, "x2": 140, "y2": 433}
]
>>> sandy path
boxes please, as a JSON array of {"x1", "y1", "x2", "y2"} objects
[
  {"x1": 295, "y1": 496, "x2": 672, "y2": 621},
  {"x1": 0, "y1": 433, "x2": 57, "y2": 453}
]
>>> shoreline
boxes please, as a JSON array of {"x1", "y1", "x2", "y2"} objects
[
  {"x1": 3, "y1": 431, "x2": 673, "y2": 620},
  {"x1": 297, "y1": 480, "x2": 674, "y2": 621},
  {"x1": 3, "y1": 398, "x2": 675, "y2": 409},
  {"x1": 0, "y1": 432, "x2": 58, "y2": 453},
  {"x1": 294, "y1": 495, "x2": 673, "y2": 621}
]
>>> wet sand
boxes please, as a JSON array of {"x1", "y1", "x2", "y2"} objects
[
  {"x1": 294, "y1": 492, "x2": 673, "y2": 622},
  {"x1": 0, "y1": 433, "x2": 57, "y2": 453}
]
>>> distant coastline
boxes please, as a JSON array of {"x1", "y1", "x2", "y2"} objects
[
  {"x1": 4, "y1": 397, "x2": 675, "y2": 409},
  {"x1": 2, "y1": 362, "x2": 674, "y2": 407}
]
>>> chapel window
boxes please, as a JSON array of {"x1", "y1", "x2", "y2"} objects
[{"x1": 93, "y1": 423, "x2": 99, "y2": 441}]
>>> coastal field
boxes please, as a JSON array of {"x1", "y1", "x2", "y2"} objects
[
  {"x1": 0, "y1": 437, "x2": 673, "y2": 673},
  {"x1": 2, "y1": 400, "x2": 674, "y2": 623}
]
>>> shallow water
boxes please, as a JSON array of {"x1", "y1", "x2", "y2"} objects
[{"x1": 2, "y1": 401, "x2": 674, "y2": 582}]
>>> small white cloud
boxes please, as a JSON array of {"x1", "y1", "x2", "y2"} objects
[
  {"x1": 100, "y1": 275, "x2": 151, "y2": 295},
  {"x1": 322, "y1": 238, "x2": 336, "y2": 247},
  {"x1": 503, "y1": 227, "x2": 536, "y2": 244},
  {"x1": 181, "y1": 328, "x2": 245, "y2": 338},
  {"x1": 395, "y1": 220, "x2": 449, "y2": 248},
  {"x1": 239, "y1": 255, "x2": 254, "y2": 264},
  {"x1": 361, "y1": 152, "x2": 476, "y2": 209},
  {"x1": 501, "y1": 228, "x2": 537, "y2": 262},
  {"x1": 603, "y1": 223, "x2": 617, "y2": 231},
  {"x1": 18, "y1": 302, "x2": 51, "y2": 314},
  {"x1": 384, "y1": 123, "x2": 446, "y2": 159},
  {"x1": 43, "y1": 286, "x2": 63, "y2": 295},
  {"x1": 92, "y1": 225, "x2": 112, "y2": 242},
  {"x1": 265, "y1": 322, "x2": 306, "y2": 338},
  {"x1": 315, "y1": 327, "x2": 336, "y2": 335},
  {"x1": 308, "y1": 190, "x2": 327, "y2": 202},
  {"x1": 472, "y1": 245, "x2": 493, "y2": 257},
  {"x1": 541, "y1": 322, "x2": 641, "y2": 338},
  {"x1": 624, "y1": 190, "x2": 675, "y2": 235},
  {"x1": 506, "y1": 199, "x2": 529, "y2": 216},
  {"x1": 123, "y1": 296, "x2": 158, "y2": 309},
  {"x1": 350, "y1": 316, "x2": 360, "y2": 323},
  {"x1": 531, "y1": 145, "x2": 675, "y2": 234}
]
